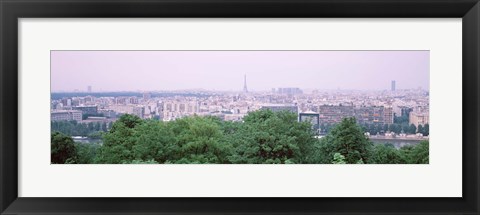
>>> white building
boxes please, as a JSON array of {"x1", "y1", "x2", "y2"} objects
[
  {"x1": 51, "y1": 110, "x2": 82, "y2": 122},
  {"x1": 409, "y1": 111, "x2": 429, "y2": 127}
]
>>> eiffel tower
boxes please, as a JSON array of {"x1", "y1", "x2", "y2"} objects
[{"x1": 243, "y1": 74, "x2": 248, "y2": 93}]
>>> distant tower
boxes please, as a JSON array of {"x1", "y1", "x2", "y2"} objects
[
  {"x1": 391, "y1": 80, "x2": 396, "y2": 91},
  {"x1": 87, "y1": 85, "x2": 92, "y2": 93},
  {"x1": 243, "y1": 74, "x2": 248, "y2": 93}
]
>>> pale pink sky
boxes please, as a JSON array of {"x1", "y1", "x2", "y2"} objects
[{"x1": 51, "y1": 51, "x2": 429, "y2": 92}]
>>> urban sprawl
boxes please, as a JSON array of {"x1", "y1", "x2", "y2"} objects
[{"x1": 51, "y1": 79, "x2": 429, "y2": 138}]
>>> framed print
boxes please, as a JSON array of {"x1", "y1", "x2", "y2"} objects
[{"x1": 1, "y1": 0, "x2": 479, "y2": 214}]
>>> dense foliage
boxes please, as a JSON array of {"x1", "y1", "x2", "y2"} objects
[
  {"x1": 315, "y1": 117, "x2": 373, "y2": 164},
  {"x1": 51, "y1": 132, "x2": 78, "y2": 164},
  {"x1": 226, "y1": 110, "x2": 317, "y2": 164},
  {"x1": 51, "y1": 110, "x2": 429, "y2": 164}
]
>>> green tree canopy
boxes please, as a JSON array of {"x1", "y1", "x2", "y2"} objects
[
  {"x1": 332, "y1": 153, "x2": 347, "y2": 164},
  {"x1": 417, "y1": 124, "x2": 424, "y2": 135},
  {"x1": 227, "y1": 109, "x2": 317, "y2": 164},
  {"x1": 371, "y1": 144, "x2": 404, "y2": 164},
  {"x1": 423, "y1": 124, "x2": 429, "y2": 136},
  {"x1": 411, "y1": 140, "x2": 429, "y2": 164},
  {"x1": 131, "y1": 120, "x2": 176, "y2": 163},
  {"x1": 113, "y1": 114, "x2": 143, "y2": 130},
  {"x1": 409, "y1": 124, "x2": 417, "y2": 134},
  {"x1": 55, "y1": 112, "x2": 428, "y2": 165},
  {"x1": 400, "y1": 140, "x2": 429, "y2": 164},
  {"x1": 95, "y1": 114, "x2": 144, "y2": 163},
  {"x1": 169, "y1": 116, "x2": 232, "y2": 164},
  {"x1": 51, "y1": 132, "x2": 77, "y2": 164},
  {"x1": 75, "y1": 142, "x2": 100, "y2": 164},
  {"x1": 315, "y1": 117, "x2": 373, "y2": 164}
]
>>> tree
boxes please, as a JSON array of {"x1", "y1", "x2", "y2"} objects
[
  {"x1": 94, "y1": 122, "x2": 101, "y2": 131},
  {"x1": 401, "y1": 124, "x2": 410, "y2": 134},
  {"x1": 371, "y1": 144, "x2": 404, "y2": 164},
  {"x1": 87, "y1": 122, "x2": 95, "y2": 132},
  {"x1": 51, "y1": 120, "x2": 107, "y2": 137},
  {"x1": 112, "y1": 114, "x2": 143, "y2": 130},
  {"x1": 399, "y1": 141, "x2": 429, "y2": 164},
  {"x1": 394, "y1": 115, "x2": 409, "y2": 124},
  {"x1": 361, "y1": 123, "x2": 369, "y2": 133},
  {"x1": 369, "y1": 124, "x2": 378, "y2": 135},
  {"x1": 170, "y1": 116, "x2": 232, "y2": 164},
  {"x1": 316, "y1": 117, "x2": 373, "y2": 164},
  {"x1": 227, "y1": 109, "x2": 317, "y2": 164},
  {"x1": 132, "y1": 120, "x2": 176, "y2": 163},
  {"x1": 68, "y1": 110, "x2": 430, "y2": 165},
  {"x1": 51, "y1": 132, "x2": 77, "y2": 164},
  {"x1": 101, "y1": 122, "x2": 108, "y2": 132},
  {"x1": 423, "y1": 124, "x2": 429, "y2": 136},
  {"x1": 332, "y1": 153, "x2": 346, "y2": 164},
  {"x1": 394, "y1": 124, "x2": 402, "y2": 134},
  {"x1": 75, "y1": 143, "x2": 100, "y2": 164},
  {"x1": 382, "y1": 124, "x2": 389, "y2": 133},
  {"x1": 417, "y1": 124, "x2": 424, "y2": 135},
  {"x1": 409, "y1": 141, "x2": 429, "y2": 164},
  {"x1": 399, "y1": 145, "x2": 415, "y2": 163},
  {"x1": 409, "y1": 124, "x2": 417, "y2": 134},
  {"x1": 125, "y1": 159, "x2": 159, "y2": 164},
  {"x1": 95, "y1": 114, "x2": 143, "y2": 164}
]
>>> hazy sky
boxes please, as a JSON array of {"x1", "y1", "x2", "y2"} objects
[{"x1": 51, "y1": 50, "x2": 429, "y2": 92}]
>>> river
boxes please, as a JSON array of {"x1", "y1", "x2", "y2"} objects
[{"x1": 369, "y1": 137, "x2": 426, "y2": 149}]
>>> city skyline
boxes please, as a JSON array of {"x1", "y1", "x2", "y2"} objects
[
  {"x1": 51, "y1": 50, "x2": 430, "y2": 165},
  {"x1": 51, "y1": 79, "x2": 421, "y2": 93},
  {"x1": 51, "y1": 51, "x2": 429, "y2": 92}
]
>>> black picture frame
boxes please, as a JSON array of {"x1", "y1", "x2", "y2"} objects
[{"x1": 1, "y1": 0, "x2": 479, "y2": 214}]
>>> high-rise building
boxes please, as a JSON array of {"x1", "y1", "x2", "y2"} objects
[
  {"x1": 59, "y1": 98, "x2": 73, "y2": 107},
  {"x1": 87, "y1": 85, "x2": 92, "y2": 93},
  {"x1": 391, "y1": 80, "x2": 396, "y2": 91},
  {"x1": 384, "y1": 106, "x2": 394, "y2": 124},
  {"x1": 132, "y1": 106, "x2": 145, "y2": 118},
  {"x1": 243, "y1": 74, "x2": 248, "y2": 93}
]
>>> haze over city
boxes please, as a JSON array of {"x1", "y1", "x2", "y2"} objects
[
  {"x1": 51, "y1": 50, "x2": 430, "y2": 164},
  {"x1": 51, "y1": 50, "x2": 429, "y2": 92}
]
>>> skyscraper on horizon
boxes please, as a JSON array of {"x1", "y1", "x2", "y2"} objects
[
  {"x1": 87, "y1": 85, "x2": 92, "y2": 93},
  {"x1": 243, "y1": 74, "x2": 248, "y2": 93},
  {"x1": 391, "y1": 80, "x2": 396, "y2": 91}
]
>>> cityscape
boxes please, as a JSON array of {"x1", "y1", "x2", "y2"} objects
[{"x1": 50, "y1": 51, "x2": 429, "y2": 164}]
